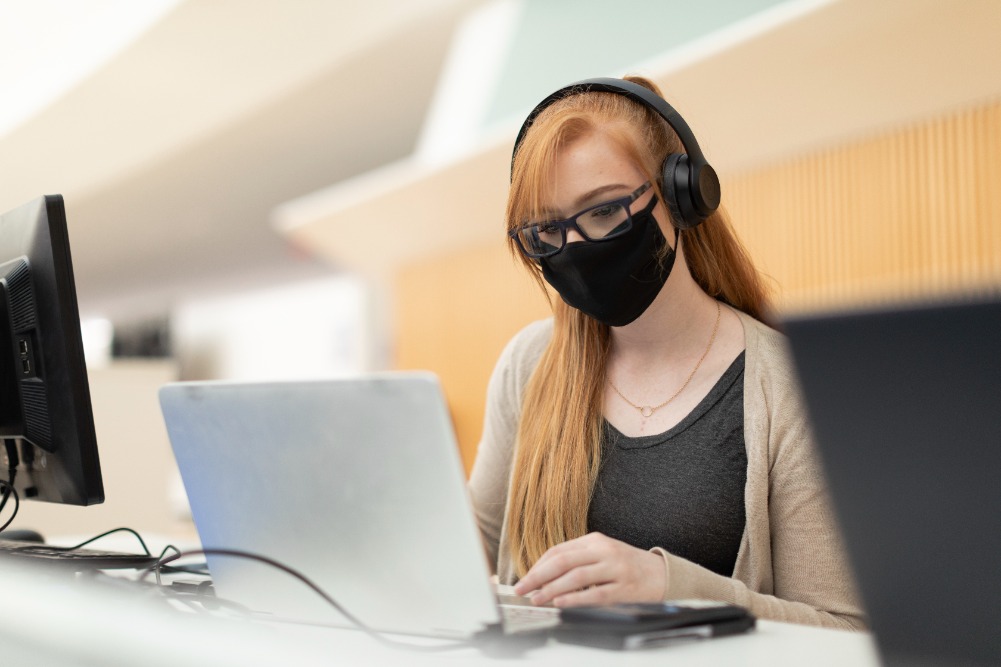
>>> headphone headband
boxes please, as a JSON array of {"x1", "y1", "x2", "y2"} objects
[
  {"x1": 512, "y1": 78, "x2": 708, "y2": 172},
  {"x1": 510, "y1": 77, "x2": 720, "y2": 228}
]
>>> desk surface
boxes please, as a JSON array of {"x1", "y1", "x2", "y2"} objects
[
  {"x1": 0, "y1": 557, "x2": 881, "y2": 667},
  {"x1": 273, "y1": 618, "x2": 881, "y2": 667}
]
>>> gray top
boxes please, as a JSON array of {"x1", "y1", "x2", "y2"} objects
[
  {"x1": 469, "y1": 307, "x2": 865, "y2": 629},
  {"x1": 588, "y1": 352, "x2": 746, "y2": 576}
]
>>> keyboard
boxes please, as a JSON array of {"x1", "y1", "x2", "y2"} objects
[
  {"x1": 497, "y1": 593, "x2": 561, "y2": 632},
  {"x1": 0, "y1": 539, "x2": 159, "y2": 570}
]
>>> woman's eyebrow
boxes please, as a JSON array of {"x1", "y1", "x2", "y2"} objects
[
  {"x1": 532, "y1": 184, "x2": 634, "y2": 221},
  {"x1": 571, "y1": 183, "x2": 632, "y2": 209}
]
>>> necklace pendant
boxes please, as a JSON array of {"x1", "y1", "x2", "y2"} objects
[{"x1": 640, "y1": 406, "x2": 654, "y2": 418}]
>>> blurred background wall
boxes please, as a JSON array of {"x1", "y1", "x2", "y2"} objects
[{"x1": 2, "y1": 0, "x2": 999, "y2": 535}]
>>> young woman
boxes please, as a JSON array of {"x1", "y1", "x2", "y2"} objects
[{"x1": 468, "y1": 76, "x2": 865, "y2": 630}]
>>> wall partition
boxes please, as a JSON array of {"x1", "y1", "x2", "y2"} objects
[
  {"x1": 395, "y1": 96, "x2": 1001, "y2": 473},
  {"x1": 729, "y1": 97, "x2": 1001, "y2": 312}
]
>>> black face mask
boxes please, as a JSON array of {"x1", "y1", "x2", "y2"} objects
[{"x1": 540, "y1": 196, "x2": 677, "y2": 327}]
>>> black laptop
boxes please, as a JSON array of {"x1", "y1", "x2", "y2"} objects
[{"x1": 783, "y1": 295, "x2": 1001, "y2": 667}]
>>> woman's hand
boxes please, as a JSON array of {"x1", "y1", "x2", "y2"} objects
[{"x1": 512, "y1": 532, "x2": 666, "y2": 607}]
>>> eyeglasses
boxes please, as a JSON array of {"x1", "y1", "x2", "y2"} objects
[{"x1": 509, "y1": 182, "x2": 653, "y2": 259}]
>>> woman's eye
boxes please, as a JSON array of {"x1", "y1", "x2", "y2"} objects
[
  {"x1": 537, "y1": 223, "x2": 560, "y2": 235},
  {"x1": 590, "y1": 205, "x2": 617, "y2": 218}
]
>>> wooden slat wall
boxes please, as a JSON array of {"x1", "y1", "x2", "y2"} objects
[
  {"x1": 394, "y1": 243, "x2": 551, "y2": 473},
  {"x1": 395, "y1": 97, "x2": 1001, "y2": 473},
  {"x1": 728, "y1": 98, "x2": 1001, "y2": 311}
]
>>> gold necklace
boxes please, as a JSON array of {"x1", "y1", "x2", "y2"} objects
[{"x1": 608, "y1": 301, "x2": 722, "y2": 418}]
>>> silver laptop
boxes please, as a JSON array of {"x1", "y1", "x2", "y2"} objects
[
  {"x1": 159, "y1": 372, "x2": 554, "y2": 638},
  {"x1": 784, "y1": 296, "x2": 1001, "y2": 667}
]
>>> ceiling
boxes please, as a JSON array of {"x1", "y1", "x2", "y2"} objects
[
  {"x1": 0, "y1": 0, "x2": 484, "y2": 321},
  {"x1": 2, "y1": 0, "x2": 1000, "y2": 323},
  {"x1": 279, "y1": 0, "x2": 1001, "y2": 274}
]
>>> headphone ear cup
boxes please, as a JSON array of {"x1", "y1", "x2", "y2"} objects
[
  {"x1": 662, "y1": 153, "x2": 710, "y2": 229},
  {"x1": 661, "y1": 153, "x2": 693, "y2": 229}
]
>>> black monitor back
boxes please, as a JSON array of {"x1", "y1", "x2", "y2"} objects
[
  {"x1": 785, "y1": 297, "x2": 1001, "y2": 667},
  {"x1": 0, "y1": 195, "x2": 102, "y2": 506}
]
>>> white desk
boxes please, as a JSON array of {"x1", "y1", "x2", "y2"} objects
[
  {"x1": 0, "y1": 559, "x2": 881, "y2": 667},
  {"x1": 269, "y1": 617, "x2": 881, "y2": 666}
]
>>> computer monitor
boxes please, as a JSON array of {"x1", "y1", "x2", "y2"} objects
[{"x1": 0, "y1": 194, "x2": 103, "y2": 508}]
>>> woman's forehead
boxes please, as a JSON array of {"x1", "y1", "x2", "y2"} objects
[
  {"x1": 535, "y1": 136, "x2": 645, "y2": 210},
  {"x1": 553, "y1": 133, "x2": 642, "y2": 178}
]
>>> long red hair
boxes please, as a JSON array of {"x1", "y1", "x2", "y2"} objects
[{"x1": 504, "y1": 76, "x2": 771, "y2": 577}]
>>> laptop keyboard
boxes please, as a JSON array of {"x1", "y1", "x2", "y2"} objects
[{"x1": 0, "y1": 539, "x2": 158, "y2": 569}]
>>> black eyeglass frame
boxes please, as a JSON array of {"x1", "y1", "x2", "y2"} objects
[{"x1": 508, "y1": 181, "x2": 654, "y2": 259}]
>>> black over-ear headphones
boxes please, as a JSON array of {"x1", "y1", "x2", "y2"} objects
[{"x1": 511, "y1": 77, "x2": 720, "y2": 229}]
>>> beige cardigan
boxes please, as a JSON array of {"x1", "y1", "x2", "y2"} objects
[{"x1": 468, "y1": 308, "x2": 867, "y2": 630}]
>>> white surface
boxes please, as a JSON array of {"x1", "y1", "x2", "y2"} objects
[
  {"x1": 0, "y1": 0, "x2": 182, "y2": 139},
  {"x1": 0, "y1": 558, "x2": 331, "y2": 667},
  {"x1": 253, "y1": 617, "x2": 882, "y2": 666},
  {"x1": 416, "y1": 0, "x2": 523, "y2": 167},
  {"x1": 0, "y1": 557, "x2": 882, "y2": 667},
  {"x1": 0, "y1": 0, "x2": 480, "y2": 209},
  {"x1": 171, "y1": 275, "x2": 376, "y2": 381}
]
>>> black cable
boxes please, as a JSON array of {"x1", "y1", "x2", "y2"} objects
[
  {"x1": 153, "y1": 544, "x2": 181, "y2": 587},
  {"x1": 64, "y1": 528, "x2": 152, "y2": 552},
  {"x1": 0, "y1": 473, "x2": 12, "y2": 516},
  {"x1": 0, "y1": 476, "x2": 13, "y2": 516},
  {"x1": 0, "y1": 480, "x2": 20, "y2": 533},
  {"x1": 162, "y1": 560, "x2": 210, "y2": 575},
  {"x1": 0, "y1": 438, "x2": 19, "y2": 520},
  {"x1": 147, "y1": 544, "x2": 208, "y2": 576},
  {"x1": 49, "y1": 527, "x2": 154, "y2": 556},
  {"x1": 4, "y1": 522, "x2": 189, "y2": 578},
  {"x1": 2, "y1": 439, "x2": 18, "y2": 469},
  {"x1": 57, "y1": 534, "x2": 200, "y2": 574},
  {"x1": 141, "y1": 548, "x2": 473, "y2": 653},
  {"x1": 154, "y1": 581, "x2": 251, "y2": 615}
]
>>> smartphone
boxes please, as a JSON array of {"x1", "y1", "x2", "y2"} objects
[{"x1": 554, "y1": 600, "x2": 755, "y2": 650}]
